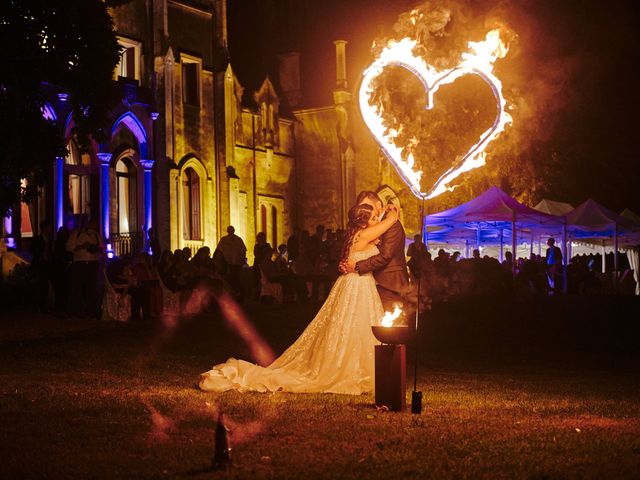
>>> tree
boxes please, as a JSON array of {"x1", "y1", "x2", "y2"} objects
[{"x1": 0, "y1": 0, "x2": 123, "y2": 217}]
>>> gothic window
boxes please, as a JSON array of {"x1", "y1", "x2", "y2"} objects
[
  {"x1": 115, "y1": 37, "x2": 141, "y2": 81},
  {"x1": 258, "y1": 195, "x2": 284, "y2": 250},
  {"x1": 181, "y1": 54, "x2": 201, "y2": 107},
  {"x1": 260, "y1": 205, "x2": 267, "y2": 235},
  {"x1": 116, "y1": 158, "x2": 137, "y2": 234},
  {"x1": 182, "y1": 168, "x2": 201, "y2": 240},
  {"x1": 271, "y1": 206, "x2": 278, "y2": 248}
]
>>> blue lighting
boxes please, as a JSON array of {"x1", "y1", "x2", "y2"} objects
[
  {"x1": 55, "y1": 158, "x2": 63, "y2": 231},
  {"x1": 111, "y1": 112, "x2": 148, "y2": 158},
  {"x1": 143, "y1": 163, "x2": 153, "y2": 248},
  {"x1": 4, "y1": 215, "x2": 14, "y2": 248},
  {"x1": 98, "y1": 156, "x2": 111, "y2": 242}
]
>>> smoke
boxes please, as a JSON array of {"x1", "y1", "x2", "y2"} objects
[
  {"x1": 144, "y1": 401, "x2": 177, "y2": 443},
  {"x1": 204, "y1": 401, "x2": 275, "y2": 446},
  {"x1": 216, "y1": 291, "x2": 276, "y2": 367}
]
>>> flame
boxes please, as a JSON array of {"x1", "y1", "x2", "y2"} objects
[
  {"x1": 359, "y1": 29, "x2": 513, "y2": 199},
  {"x1": 380, "y1": 304, "x2": 402, "y2": 327}
]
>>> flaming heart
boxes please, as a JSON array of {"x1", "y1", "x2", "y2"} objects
[{"x1": 359, "y1": 30, "x2": 512, "y2": 199}]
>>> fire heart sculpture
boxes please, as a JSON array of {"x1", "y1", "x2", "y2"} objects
[
  {"x1": 371, "y1": 305, "x2": 414, "y2": 412},
  {"x1": 359, "y1": 29, "x2": 512, "y2": 200}
]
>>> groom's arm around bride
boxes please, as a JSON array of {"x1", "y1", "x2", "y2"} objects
[{"x1": 355, "y1": 218, "x2": 410, "y2": 312}]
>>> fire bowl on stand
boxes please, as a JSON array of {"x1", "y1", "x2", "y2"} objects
[{"x1": 371, "y1": 325, "x2": 414, "y2": 345}]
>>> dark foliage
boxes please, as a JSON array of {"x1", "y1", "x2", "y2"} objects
[{"x1": 0, "y1": 0, "x2": 122, "y2": 216}]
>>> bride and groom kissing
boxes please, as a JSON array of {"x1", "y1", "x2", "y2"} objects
[{"x1": 199, "y1": 190, "x2": 412, "y2": 395}]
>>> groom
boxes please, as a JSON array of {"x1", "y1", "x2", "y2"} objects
[{"x1": 341, "y1": 191, "x2": 410, "y2": 314}]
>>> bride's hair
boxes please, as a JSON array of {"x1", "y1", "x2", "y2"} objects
[{"x1": 340, "y1": 204, "x2": 374, "y2": 266}]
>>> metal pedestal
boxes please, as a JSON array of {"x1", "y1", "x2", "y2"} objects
[{"x1": 374, "y1": 344, "x2": 406, "y2": 412}]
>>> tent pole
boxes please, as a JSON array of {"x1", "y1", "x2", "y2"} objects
[
  {"x1": 529, "y1": 232, "x2": 534, "y2": 258},
  {"x1": 411, "y1": 196, "x2": 425, "y2": 414},
  {"x1": 601, "y1": 240, "x2": 606, "y2": 274},
  {"x1": 476, "y1": 223, "x2": 481, "y2": 251},
  {"x1": 499, "y1": 228, "x2": 504, "y2": 263},
  {"x1": 614, "y1": 224, "x2": 619, "y2": 294},
  {"x1": 562, "y1": 222, "x2": 567, "y2": 294},
  {"x1": 511, "y1": 212, "x2": 517, "y2": 277},
  {"x1": 538, "y1": 236, "x2": 541, "y2": 256}
]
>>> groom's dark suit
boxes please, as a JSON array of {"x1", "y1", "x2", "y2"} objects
[{"x1": 355, "y1": 220, "x2": 409, "y2": 313}]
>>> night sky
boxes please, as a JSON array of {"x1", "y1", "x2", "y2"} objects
[{"x1": 228, "y1": 0, "x2": 640, "y2": 214}]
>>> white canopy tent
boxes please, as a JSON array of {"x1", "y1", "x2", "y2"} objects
[
  {"x1": 620, "y1": 209, "x2": 640, "y2": 295},
  {"x1": 424, "y1": 186, "x2": 566, "y2": 275},
  {"x1": 420, "y1": 189, "x2": 640, "y2": 295},
  {"x1": 564, "y1": 200, "x2": 640, "y2": 294},
  {"x1": 534, "y1": 199, "x2": 574, "y2": 216}
]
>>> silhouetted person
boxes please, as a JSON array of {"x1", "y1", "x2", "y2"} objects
[
  {"x1": 52, "y1": 226, "x2": 72, "y2": 314},
  {"x1": 31, "y1": 220, "x2": 53, "y2": 312},
  {"x1": 407, "y1": 234, "x2": 429, "y2": 279},
  {"x1": 260, "y1": 245, "x2": 308, "y2": 302},
  {"x1": 287, "y1": 228, "x2": 301, "y2": 262},
  {"x1": 66, "y1": 218, "x2": 104, "y2": 318},
  {"x1": 147, "y1": 228, "x2": 161, "y2": 265},
  {"x1": 216, "y1": 226, "x2": 247, "y2": 300},
  {"x1": 545, "y1": 237, "x2": 562, "y2": 295}
]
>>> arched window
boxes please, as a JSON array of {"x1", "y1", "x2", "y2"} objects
[
  {"x1": 271, "y1": 205, "x2": 278, "y2": 248},
  {"x1": 116, "y1": 158, "x2": 136, "y2": 233},
  {"x1": 260, "y1": 205, "x2": 267, "y2": 234},
  {"x1": 257, "y1": 195, "x2": 284, "y2": 250},
  {"x1": 182, "y1": 168, "x2": 201, "y2": 240}
]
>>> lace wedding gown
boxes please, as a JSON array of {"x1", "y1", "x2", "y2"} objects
[{"x1": 199, "y1": 246, "x2": 383, "y2": 394}]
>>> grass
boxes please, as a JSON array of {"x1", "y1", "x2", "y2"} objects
[{"x1": 1, "y1": 297, "x2": 639, "y2": 479}]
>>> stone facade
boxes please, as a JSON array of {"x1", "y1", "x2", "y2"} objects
[{"x1": 7, "y1": 0, "x2": 423, "y2": 258}]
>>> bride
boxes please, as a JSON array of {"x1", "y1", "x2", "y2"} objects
[{"x1": 199, "y1": 202, "x2": 399, "y2": 395}]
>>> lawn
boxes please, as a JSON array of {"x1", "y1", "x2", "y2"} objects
[{"x1": 1, "y1": 296, "x2": 639, "y2": 479}]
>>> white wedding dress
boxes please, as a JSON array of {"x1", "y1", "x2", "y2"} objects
[{"x1": 199, "y1": 246, "x2": 383, "y2": 395}]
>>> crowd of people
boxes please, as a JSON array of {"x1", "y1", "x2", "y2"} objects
[
  {"x1": 22, "y1": 220, "x2": 353, "y2": 321},
  {"x1": 405, "y1": 235, "x2": 632, "y2": 302},
  {"x1": 15, "y1": 218, "x2": 634, "y2": 321}
]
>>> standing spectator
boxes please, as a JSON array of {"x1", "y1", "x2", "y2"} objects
[
  {"x1": 260, "y1": 245, "x2": 308, "y2": 302},
  {"x1": 545, "y1": 237, "x2": 563, "y2": 295},
  {"x1": 407, "y1": 233, "x2": 429, "y2": 279},
  {"x1": 275, "y1": 244, "x2": 289, "y2": 272},
  {"x1": 129, "y1": 253, "x2": 162, "y2": 320},
  {"x1": 308, "y1": 225, "x2": 325, "y2": 266},
  {"x1": 292, "y1": 230, "x2": 313, "y2": 278},
  {"x1": 433, "y1": 249, "x2": 450, "y2": 276},
  {"x1": 253, "y1": 231, "x2": 272, "y2": 267},
  {"x1": 31, "y1": 220, "x2": 54, "y2": 312},
  {"x1": 287, "y1": 228, "x2": 301, "y2": 263},
  {"x1": 147, "y1": 228, "x2": 161, "y2": 266},
  {"x1": 216, "y1": 225, "x2": 247, "y2": 269},
  {"x1": 215, "y1": 226, "x2": 247, "y2": 300},
  {"x1": 66, "y1": 218, "x2": 104, "y2": 318},
  {"x1": 52, "y1": 226, "x2": 72, "y2": 314},
  {"x1": 253, "y1": 231, "x2": 272, "y2": 299},
  {"x1": 502, "y1": 251, "x2": 513, "y2": 273}
]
